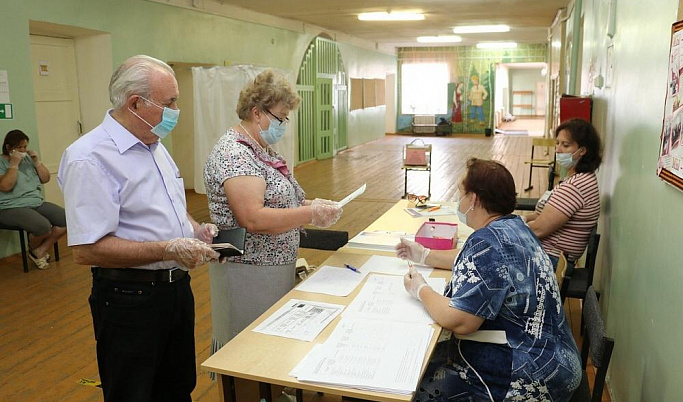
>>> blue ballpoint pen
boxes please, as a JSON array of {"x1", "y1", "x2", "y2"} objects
[{"x1": 344, "y1": 263, "x2": 361, "y2": 273}]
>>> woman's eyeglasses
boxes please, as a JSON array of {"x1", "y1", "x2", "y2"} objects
[
  {"x1": 265, "y1": 109, "x2": 290, "y2": 127},
  {"x1": 406, "y1": 193, "x2": 428, "y2": 207}
]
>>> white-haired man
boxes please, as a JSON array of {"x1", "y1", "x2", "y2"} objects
[{"x1": 58, "y1": 55, "x2": 219, "y2": 401}]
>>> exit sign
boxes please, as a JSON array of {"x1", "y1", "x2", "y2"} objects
[{"x1": 0, "y1": 104, "x2": 12, "y2": 120}]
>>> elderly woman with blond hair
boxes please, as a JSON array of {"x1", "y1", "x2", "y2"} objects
[{"x1": 204, "y1": 69, "x2": 342, "y2": 353}]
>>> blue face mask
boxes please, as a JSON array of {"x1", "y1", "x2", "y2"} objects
[
  {"x1": 556, "y1": 148, "x2": 581, "y2": 169},
  {"x1": 129, "y1": 96, "x2": 180, "y2": 139},
  {"x1": 259, "y1": 114, "x2": 287, "y2": 145},
  {"x1": 455, "y1": 190, "x2": 474, "y2": 226}
]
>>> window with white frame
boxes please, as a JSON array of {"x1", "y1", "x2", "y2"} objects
[{"x1": 401, "y1": 63, "x2": 448, "y2": 115}]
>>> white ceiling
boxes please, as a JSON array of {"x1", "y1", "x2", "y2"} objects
[{"x1": 210, "y1": 0, "x2": 571, "y2": 48}]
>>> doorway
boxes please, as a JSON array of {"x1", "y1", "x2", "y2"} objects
[
  {"x1": 494, "y1": 62, "x2": 548, "y2": 137},
  {"x1": 28, "y1": 21, "x2": 112, "y2": 206}
]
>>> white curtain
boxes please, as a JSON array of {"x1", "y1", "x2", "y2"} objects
[{"x1": 192, "y1": 65, "x2": 297, "y2": 194}]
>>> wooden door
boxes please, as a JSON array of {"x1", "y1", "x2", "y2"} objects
[
  {"x1": 29, "y1": 35, "x2": 81, "y2": 207},
  {"x1": 315, "y1": 77, "x2": 333, "y2": 159}
]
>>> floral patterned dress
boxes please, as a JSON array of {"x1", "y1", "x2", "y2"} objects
[
  {"x1": 415, "y1": 215, "x2": 582, "y2": 402},
  {"x1": 203, "y1": 128, "x2": 306, "y2": 265}
]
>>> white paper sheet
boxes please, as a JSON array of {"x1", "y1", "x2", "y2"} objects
[
  {"x1": 343, "y1": 274, "x2": 445, "y2": 325},
  {"x1": 252, "y1": 299, "x2": 345, "y2": 341},
  {"x1": 295, "y1": 265, "x2": 369, "y2": 296},
  {"x1": 338, "y1": 183, "x2": 366, "y2": 206},
  {"x1": 293, "y1": 317, "x2": 434, "y2": 395},
  {"x1": 360, "y1": 254, "x2": 433, "y2": 277},
  {"x1": 347, "y1": 230, "x2": 413, "y2": 252},
  {"x1": 404, "y1": 206, "x2": 456, "y2": 217}
]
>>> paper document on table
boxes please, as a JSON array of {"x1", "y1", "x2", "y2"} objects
[
  {"x1": 347, "y1": 230, "x2": 413, "y2": 252},
  {"x1": 343, "y1": 274, "x2": 445, "y2": 325},
  {"x1": 360, "y1": 255, "x2": 433, "y2": 277},
  {"x1": 295, "y1": 265, "x2": 369, "y2": 296},
  {"x1": 338, "y1": 183, "x2": 366, "y2": 206},
  {"x1": 252, "y1": 299, "x2": 344, "y2": 341},
  {"x1": 404, "y1": 206, "x2": 456, "y2": 217},
  {"x1": 293, "y1": 317, "x2": 434, "y2": 394}
]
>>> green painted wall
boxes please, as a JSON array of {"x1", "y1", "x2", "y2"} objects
[
  {"x1": 581, "y1": 0, "x2": 683, "y2": 399},
  {"x1": 0, "y1": 0, "x2": 395, "y2": 258}
]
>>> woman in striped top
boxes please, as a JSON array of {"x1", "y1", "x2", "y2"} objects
[{"x1": 524, "y1": 119, "x2": 603, "y2": 274}]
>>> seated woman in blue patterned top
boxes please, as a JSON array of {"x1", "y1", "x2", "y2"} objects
[{"x1": 399, "y1": 158, "x2": 581, "y2": 402}]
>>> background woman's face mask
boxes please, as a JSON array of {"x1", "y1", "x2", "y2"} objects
[{"x1": 556, "y1": 148, "x2": 582, "y2": 169}]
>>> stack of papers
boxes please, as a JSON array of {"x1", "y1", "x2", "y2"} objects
[
  {"x1": 343, "y1": 274, "x2": 445, "y2": 325},
  {"x1": 295, "y1": 265, "x2": 369, "y2": 296},
  {"x1": 360, "y1": 255, "x2": 433, "y2": 277},
  {"x1": 347, "y1": 230, "x2": 412, "y2": 252},
  {"x1": 290, "y1": 317, "x2": 434, "y2": 394}
]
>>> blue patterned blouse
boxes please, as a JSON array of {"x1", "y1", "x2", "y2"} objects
[{"x1": 415, "y1": 215, "x2": 582, "y2": 402}]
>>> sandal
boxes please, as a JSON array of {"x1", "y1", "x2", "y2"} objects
[{"x1": 28, "y1": 250, "x2": 50, "y2": 270}]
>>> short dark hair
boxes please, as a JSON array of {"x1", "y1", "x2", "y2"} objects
[
  {"x1": 556, "y1": 119, "x2": 603, "y2": 173},
  {"x1": 461, "y1": 158, "x2": 516, "y2": 215},
  {"x1": 3, "y1": 130, "x2": 29, "y2": 156}
]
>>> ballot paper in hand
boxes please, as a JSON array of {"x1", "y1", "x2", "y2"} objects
[{"x1": 338, "y1": 183, "x2": 366, "y2": 206}]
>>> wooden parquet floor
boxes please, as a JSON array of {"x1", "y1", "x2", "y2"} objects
[{"x1": 0, "y1": 133, "x2": 608, "y2": 401}]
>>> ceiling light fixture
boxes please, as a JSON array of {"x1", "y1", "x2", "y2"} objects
[
  {"x1": 358, "y1": 12, "x2": 425, "y2": 21},
  {"x1": 417, "y1": 35, "x2": 462, "y2": 43},
  {"x1": 453, "y1": 25, "x2": 510, "y2": 34},
  {"x1": 476, "y1": 42, "x2": 518, "y2": 49}
]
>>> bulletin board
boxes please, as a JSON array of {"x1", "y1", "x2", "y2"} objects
[
  {"x1": 350, "y1": 78, "x2": 363, "y2": 110},
  {"x1": 659, "y1": 19, "x2": 683, "y2": 191},
  {"x1": 375, "y1": 79, "x2": 386, "y2": 106},
  {"x1": 363, "y1": 79, "x2": 376, "y2": 108}
]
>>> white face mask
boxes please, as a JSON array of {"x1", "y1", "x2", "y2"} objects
[
  {"x1": 455, "y1": 190, "x2": 474, "y2": 226},
  {"x1": 556, "y1": 148, "x2": 582, "y2": 169}
]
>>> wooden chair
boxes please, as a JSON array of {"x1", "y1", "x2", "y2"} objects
[
  {"x1": 523, "y1": 137, "x2": 556, "y2": 192},
  {"x1": 569, "y1": 286, "x2": 615, "y2": 402},
  {"x1": 402, "y1": 140, "x2": 432, "y2": 199},
  {"x1": 0, "y1": 224, "x2": 60, "y2": 273}
]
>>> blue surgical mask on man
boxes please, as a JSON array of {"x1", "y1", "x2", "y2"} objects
[
  {"x1": 128, "y1": 96, "x2": 180, "y2": 139},
  {"x1": 259, "y1": 113, "x2": 287, "y2": 145},
  {"x1": 556, "y1": 148, "x2": 582, "y2": 169}
]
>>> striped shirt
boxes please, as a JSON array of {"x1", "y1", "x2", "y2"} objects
[{"x1": 535, "y1": 172, "x2": 600, "y2": 261}]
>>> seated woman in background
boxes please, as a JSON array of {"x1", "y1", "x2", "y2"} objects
[
  {"x1": 0, "y1": 130, "x2": 66, "y2": 270},
  {"x1": 523, "y1": 118, "x2": 603, "y2": 274},
  {"x1": 203, "y1": 70, "x2": 342, "y2": 353},
  {"x1": 400, "y1": 158, "x2": 581, "y2": 402}
]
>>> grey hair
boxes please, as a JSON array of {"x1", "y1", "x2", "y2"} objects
[{"x1": 109, "y1": 55, "x2": 175, "y2": 110}]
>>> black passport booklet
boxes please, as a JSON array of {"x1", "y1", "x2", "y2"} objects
[{"x1": 211, "y1": 228, "x2": 246, "y2": 257}]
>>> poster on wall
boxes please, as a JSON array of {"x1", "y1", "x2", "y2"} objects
[{"x1": 658, "y1": 20, "x2": 683, "y2": 190}]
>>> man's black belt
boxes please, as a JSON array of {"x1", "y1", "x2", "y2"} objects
[{"x1": 92, "y1": 267, "x2": 187, "y2": 283}]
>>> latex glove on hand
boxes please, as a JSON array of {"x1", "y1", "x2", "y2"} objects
[
  {"x1": 404, "y1": 267, "x2": 430, "y2": 301},
  {"x1": 310, "y1": 198, "x2": 343, "y2": 228},
  {"x1": 395, "y1": 237, "x2": 430, "y2": 265},
  {"x1": 164, "y1": 237, "x2": 220, "y2": 270},
  {"x1": 195, "y1": 222, "x2": 219, "y2": 244}
]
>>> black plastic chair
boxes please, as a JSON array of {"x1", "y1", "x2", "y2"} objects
[
  {"x1": 515, "y1": 160, "x2": 558, "y2": 211},
  {"x1": 0, "y1": 224, "x2": 60, "y2": 273},
  {"x1": 569, "y1": 286, "x2": 615, "y2": 402},
  {"x1": 299, "y1": 229, "x2": 349, "y2": 250},
  {"x1": 562, "y1": 226, "x2": 600, "y2": 303}
]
